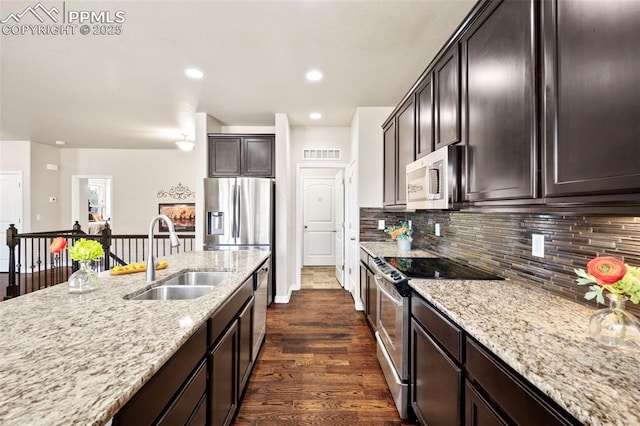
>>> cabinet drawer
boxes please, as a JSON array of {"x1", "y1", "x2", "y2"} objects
[
  {"x1": 115, "y1": 324, "x2": 207, "y2": 425},
  {"x1": 411, "y1": 295, "x2": 462, "y2": 363},
  {"x1": 466, "y1": 338, "x2": 572, "y2": 426},
  {"x1": 157, "y1": 361, "x2": 207, "y2": 425}
]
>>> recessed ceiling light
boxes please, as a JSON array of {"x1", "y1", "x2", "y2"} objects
[
  {"x1": 305, "y1": 70, "x2": 323, "y2": 82},
  {"x1": 310, "y1": 112, "x2": 322, "y2": 120},
  {"x1": 185, "y1": 68, "x2": 204, "y2": 79},
  {"x1": 55, "y1": 140, "x2": 66, "y2": 145}
]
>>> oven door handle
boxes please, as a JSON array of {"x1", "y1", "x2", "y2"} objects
[{"x1": 375, "y1": 274, "x2": 403, "y2": 307}]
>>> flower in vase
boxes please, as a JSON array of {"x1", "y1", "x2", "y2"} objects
[
  {"x1": 49, "y1": 237, "x2": 67, "y2": 254},
  {"x1": 384, "y1": 221, "x2": 413, "y2": 241},
  {"x1": 575, "y1": 256, "x2": 640, "y2": 304},
  {"x1": 67, "y1": 239, "x2": 104, "y2": 261}
]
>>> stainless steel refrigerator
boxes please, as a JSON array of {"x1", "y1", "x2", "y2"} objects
[{"x1": 203, "y1": 177, "x2": 274, "y2": 250}]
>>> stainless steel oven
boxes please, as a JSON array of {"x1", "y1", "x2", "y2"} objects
[
  {"x1": 371, "y1": 257, "x2": 411, "y2": 419},
  {"x1": 371, "y1": 256, "x2": 503, "y2": 420}
]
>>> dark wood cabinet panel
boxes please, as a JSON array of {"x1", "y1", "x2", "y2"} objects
[
  {"x1": 416, "y1": 75, "x2": 434, "y2": 158},
  {"x1": 366, "y1": 269, "x2": 377, "y2": 330},
  {"x1": 465, "y1": 381, "x2": 508, "y2": 426},
  {"x1": 383, "y1": 121, "x2": 397, "y2": 207},
  {"x1": 157, "y1": 361, "x2": 207, "y2": 426},
  {"x1": 241, "y1": 137, "x2": 274, "y2": 177},
  {"x1": 435, "y1": 45, "x2": 461, "y2": 149},
  {"x1": 543, "y1": 0, "x2": 640, "y2": 197},
  {"x1": 462, "y1": 0, "x2": 537, "y2": 202},
  {"x1": 208, "y1": 134, "x2": 274, "y2": 177},
  {"x1": 238, "y1": 296, "x2": 255, "y2": 392},
  {"x1": 209, "y1": 319, "x2": 239, "y2": 426},
  {"x1": 466, "y1": 338, "x2": 573, "y2": 426},
  {"x1": 114, "y1": 325, "x2": 207, "y2": 425},
  {"x1": 359, "y1": 263, "x2": 368, "y2": 319},
  {"x1": 397, "y1": 96, "x2": 416, "y2": 206},
  {"x1": 411, "y1": 318, "x2": 462, "y2": 426},
  {"x1": 209, "y1": 137, "x2": 242, "y2": 176},
  {"x1": 411, "y1": 295, "x2": 462, "y2": 363}
]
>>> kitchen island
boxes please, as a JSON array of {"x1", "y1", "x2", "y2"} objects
[
  {"x1": 361, "y1": 242, "x2": 640, "y2": 426},
  {"x1": 0, "y1": 249, "x2": 269, "y2": 426}
]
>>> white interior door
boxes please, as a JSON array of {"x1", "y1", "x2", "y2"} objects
[
  {"x1": 334, "y1": 171, "x2": 345, "y2": 286},
  {"x1": 303, "y1": 177, "x2": 336, "y2": 265},
  {"x1": 0, "y1": 172, "x2": 23, "y2": 272}
]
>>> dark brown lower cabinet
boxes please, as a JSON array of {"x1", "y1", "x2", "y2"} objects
[
  {"x1": 114, "y1": 325, "x2": 207, "y2": 425},
  {"x1": 465, "y1": 381, "x2": 507, "y2": 426},
  {"x1": 115, "y1": 270, "x2": 262, "y2": 426},
  {"x1": 238, "y1": 296, "x2": 255, "y2": 391},
  {"x1": 466, "y1": 338, "x2": 576, "y2": 426},
  {"x1": 410, "y1": 291, "x2": 579, "y2": 426},
  {"x1": 157, "y1": 361, "x2": 207, "y2": 425},
  {"x1": 410, "y1": 319, "x2": 462, "y2": 426},
  {"x1": 209, "y1": 320, "x2": 239, "y2": 426}
]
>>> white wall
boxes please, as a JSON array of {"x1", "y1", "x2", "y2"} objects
[
  {"x1": 274, "y1": 113, "x2": 292, "y2": 303},
  {"x1": 59, "y1": 149, "x2": 196, "y2": 233},
  {"x1": 30, "y1": 142, "x2": 61, "y2": 231},
  {"x1": 195, "y1": 112, "x2": 222, "y2": 250},
  {"x1": 351, "y1": 107, "x2": 393, "y2": 208},
  {"x1": 290, "y1": 126, "x2": 351, "y2": 164}
]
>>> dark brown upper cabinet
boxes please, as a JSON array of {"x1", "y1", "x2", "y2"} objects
[
  {"x1": 383, "y1": 96, "x2": 416, "y2": 208},
  {"x1": 461, "y1": 0, "x2": 537, "y2": 202},
  {"x1": 383, "y1": 120, "x2": 398, "y2": 207},
  {"x1": 543, "y1": 0, "x2": 640, "y2": 199},
  {"x1": 416, "y1": 75, "x2": 434, "y2": 158},
  {"x1": 208, "y1": 134, "x2": 274, "y2": 178},
  {"x1": 435, "y1": 45, "x2": 461, "y2": 150},
  {"x1": 396, "y1": 96, "x2": 416, "y2": 206}
]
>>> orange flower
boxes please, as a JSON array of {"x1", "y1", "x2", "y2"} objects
[
  {"x1": 391, "y1": 229, "x2": 400, "y2": 240},
  {"x1": 587, "y1": 256, "x2": 627, "y2": 285},
  {"x1": 49, "y1": 237, "x2": 67, "y2": 254}
]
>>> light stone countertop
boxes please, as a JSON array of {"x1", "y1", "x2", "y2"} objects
[
  {"x1": 0, "y1": 249, "x2": 270, "y2": 426},
  {"x1": 361, "y1": 242, "x2": 640, "y2": 426}
]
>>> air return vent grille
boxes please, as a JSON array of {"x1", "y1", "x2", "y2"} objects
[{"x1": 303, "y1": 149, "x2": 341, "y2": 160}]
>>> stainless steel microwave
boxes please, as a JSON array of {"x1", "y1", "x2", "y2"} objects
[{"x1": 406, "y1": 145, "x2": 462, "y2": 210}]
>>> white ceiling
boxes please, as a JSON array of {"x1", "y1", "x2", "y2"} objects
[{"x1": 0, "y1": 0, "x2": 476, "y2": 150}]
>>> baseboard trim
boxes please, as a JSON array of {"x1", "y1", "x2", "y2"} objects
[{"x1": 274, "y1": 287, "x2": 292, "y2": 304}]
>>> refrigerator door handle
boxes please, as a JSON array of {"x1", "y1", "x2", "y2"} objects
[
  {"x1": 235, "y1": 180, "x2": 241, "y2": 239},
  {"x1": 231, "y1": 182, "x2": 237, "y2": 239}
]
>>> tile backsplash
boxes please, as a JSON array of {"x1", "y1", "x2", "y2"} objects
[{"x1": 360, "y1": 208, "x2": 640, "y2": 316}]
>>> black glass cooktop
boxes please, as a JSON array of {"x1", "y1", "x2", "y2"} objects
[{"x1": 385, "y1": 257, "x2": 503, "y2": 280}]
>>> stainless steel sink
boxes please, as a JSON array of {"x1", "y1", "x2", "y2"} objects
[
  {"x1": 162, "y1": 271, "x2": 232, "y2": 287},
  {"x1": 132, "y1": 285, "x2": 215, "y2": 300},
  {"x1": 129, "y1": 271, "x2": 232, "y2": 300}
]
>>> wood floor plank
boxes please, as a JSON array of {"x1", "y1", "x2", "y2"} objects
[{"x1": 233, "y1": 289, "x2": 416, "y2": 425}]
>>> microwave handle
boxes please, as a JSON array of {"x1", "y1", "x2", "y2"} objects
[{"x1": 427, "y1": 166, "x2": 440, "y2": 197}]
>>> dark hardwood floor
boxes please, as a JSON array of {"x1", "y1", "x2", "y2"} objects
[{"x1": 234, "y1": 289, "x2": 415, "y2": 425}]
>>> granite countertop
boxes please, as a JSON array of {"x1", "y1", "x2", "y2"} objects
[
  {"x1": 361, "y1": 242, "x2": 640, "y2": 426},
  {"x1": 0, "y1": 249, "x2": 269, "y2": 426}
]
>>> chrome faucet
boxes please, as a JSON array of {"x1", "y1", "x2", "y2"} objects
[{"x1": 147, "y1": 214, "x2": 180, "y2": 282}]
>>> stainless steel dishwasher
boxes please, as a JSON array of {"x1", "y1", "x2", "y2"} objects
[{"x1": 252, "y1": 258, "x2": 269, "y2": 360}]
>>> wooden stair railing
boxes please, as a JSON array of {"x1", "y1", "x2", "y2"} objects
[{"x1": 4, "y1": 222, "x2": 195, "y2": 300}]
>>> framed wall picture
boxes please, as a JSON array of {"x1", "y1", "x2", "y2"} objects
[{"x1": 158, "y1": 203, "x2": 196, "y2": 232}]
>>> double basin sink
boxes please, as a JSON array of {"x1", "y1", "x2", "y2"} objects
[{"x1": 130, "y1": 271, "x2": 232, "y2": 300}]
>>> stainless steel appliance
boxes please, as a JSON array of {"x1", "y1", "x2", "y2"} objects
[
  {"x1": 371, "y1": 256, "x2": 502, "y2": 419},
  {"x1": 406, "y1": 145, "x2": 462, "y2": 210},
  {"x1": 252, "y1": 258, "x2": 269, "y2": 360},
  {"x1": 204, "y1": 177, "x2": 273, "y2": 250}
]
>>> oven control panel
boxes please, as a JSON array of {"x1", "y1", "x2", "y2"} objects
[{"x1": 372, "y1": 257, "x2": 408, "y2": 285}]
